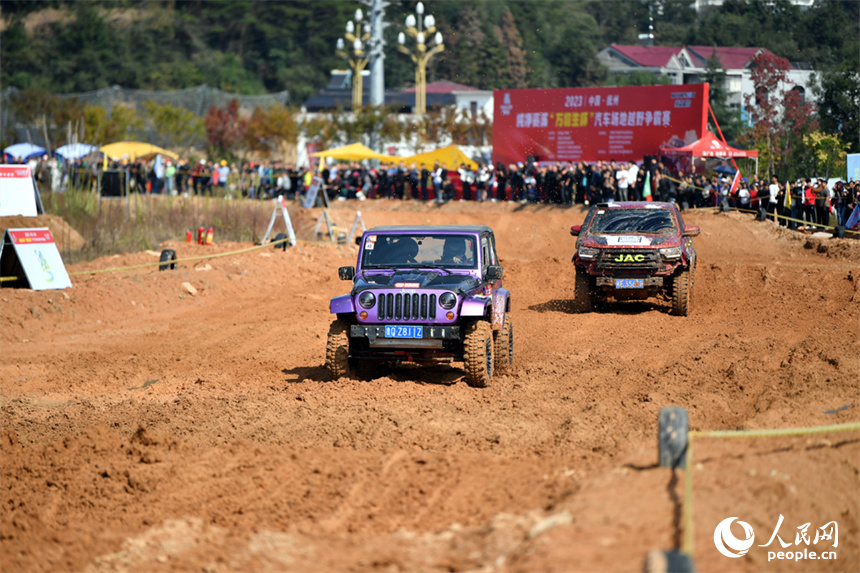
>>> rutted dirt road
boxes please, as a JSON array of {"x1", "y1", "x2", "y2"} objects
[{"x1": 2, "y1": 200, "x2": 858, "y2": 573}]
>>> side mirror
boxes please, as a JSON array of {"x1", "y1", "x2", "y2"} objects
[
  {"x1": 355, "y1": 236, "x2": 363, "y2": 246},
  {"x1": 683, "y1": 225, "x2": 700, "y2": 237},
  {"x1": 570, "y1": 225, "x2": 582, "y2": 236},
  {"x1": 338, "y1": 266, "x2": 355, "y2": 280},
  {"x1": 486, "y1": 265, "x2": 503, "y2": 281}
]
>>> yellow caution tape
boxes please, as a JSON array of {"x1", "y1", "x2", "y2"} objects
[{"x1": 690, "y1": 421, "x2": 860, "y2": 439}]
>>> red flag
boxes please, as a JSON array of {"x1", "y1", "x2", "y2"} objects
[{"x1": 729, "y1": 170, "x2": 741, "y2": 196}]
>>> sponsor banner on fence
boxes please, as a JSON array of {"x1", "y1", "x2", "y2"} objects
[{"x1": 492, "y1": 84, "x2": 709, "y2": 166}]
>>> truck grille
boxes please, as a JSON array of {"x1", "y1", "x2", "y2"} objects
[
  {"x1": 596, "y1": 249, "x2": 660, "y2": 271},
  {"x1": 377, "y1": 293, "x2": 436, "y2": 321}
]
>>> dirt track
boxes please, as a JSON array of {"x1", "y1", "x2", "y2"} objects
[{"x1": 2, "y1": 200, "x2": 859, "y2": 573}]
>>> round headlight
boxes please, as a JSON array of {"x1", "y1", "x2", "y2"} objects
[
  {"x1": 439, "y1": 292, "x2": 457, "y2": 309},
  {"x1": 358, "y1": 291, "x2": 376, "y2": 309}
]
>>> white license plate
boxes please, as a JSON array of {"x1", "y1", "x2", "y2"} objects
[
  {"x1": 384, "y1": 325, "x2": 423, "y2": 339},
  {"x1": 615, "y1": 278, "x2": 644, "y2": 289}
]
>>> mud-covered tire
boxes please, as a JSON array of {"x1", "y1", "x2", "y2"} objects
[
  {"x1": 493, "y1": 315, "x2": 513, "y2": 375},
  {"x1": 689, "y1": 256, "x2": 697, "y2": 286},
  {"x1": 325, "y1": 319, "x2": 352, "y2": 379},
  {"x1": 464, "y1": 321, "x2": 493, "y2": 388},
  {"x1": 573, "y1": 271, "x2": 593, "y2": 313},
  {"x1": 671, "y1": 269, "x2": 691, "y2": 316},
  {"x1": 158, "y1": 249, "x2": 177, "y2": 271}
]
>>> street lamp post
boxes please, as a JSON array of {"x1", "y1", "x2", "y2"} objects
[
  {"x1": 397, "y1": 2, "x2": 444, "y2": 116},
  {"x1": 337, "y1": 9, "x2": 370, "y2": 111}
]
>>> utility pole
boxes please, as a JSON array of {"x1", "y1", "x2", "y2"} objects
[{"x1": 364, "y1": 0, "x2": 389, "y2": 108}]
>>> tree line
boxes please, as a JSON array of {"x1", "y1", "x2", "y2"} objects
[{"x1": 1, "y1": 0, "x2": 857, "y2": 178}]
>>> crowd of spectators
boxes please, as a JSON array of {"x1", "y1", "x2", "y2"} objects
[{"x1": 14, "y1": 153, "x2": 860, "y2": 231}]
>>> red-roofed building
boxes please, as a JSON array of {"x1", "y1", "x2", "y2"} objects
[{"x1": 597, "y1": 43, "x2": 815, "y2": 114}]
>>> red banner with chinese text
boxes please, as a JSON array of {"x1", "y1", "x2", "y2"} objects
[{"x1": 492, "y1": 84, "x2": 709, "y2": 166}]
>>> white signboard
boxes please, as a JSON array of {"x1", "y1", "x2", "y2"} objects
[
  {"x1": 302, "y1": 176, "x2": 325, "y2": 209},
  {"x1": 0, "y1": 228, "x2": 72, "y2": 290},
  {"x1": 0, "y1": 165, "x2": 39, "y2": 216}
]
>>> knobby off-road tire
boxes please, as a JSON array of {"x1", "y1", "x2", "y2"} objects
[
  {"x1": 671, "y1": 268, "x2": 691, "y2": 316},
  {"x1": 325, "y1": 319, "x2": 352, "y2": 379},
  {"x1": 493, "y1": 315, "x2": 513, "y2": 375},
  {"x1": 573, "y1": 271, "x2": 594, "y2": 313},
  {"x1": 690, "y1": 255, "x2": 697, "y2": 286},
  {"x1": 464, "y1": 320, "x2": 494, "y2": 388}
]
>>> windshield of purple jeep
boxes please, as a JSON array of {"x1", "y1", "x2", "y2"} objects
[
  {"x1": 361, "y1": 234, "x2": 477, "y2": 269},
  {"x1": 589, "y1": 209, "x2": 677, "y2": 234}
]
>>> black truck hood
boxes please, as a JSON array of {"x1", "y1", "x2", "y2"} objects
[{"x1": 354, "y1": 271, "x2": 480, "y2": 295}]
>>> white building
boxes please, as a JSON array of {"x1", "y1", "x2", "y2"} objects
[{"x1": 596, "y1": 44, "x2": 815, "y2": 119}]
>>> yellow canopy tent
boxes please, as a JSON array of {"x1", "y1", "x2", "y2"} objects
[
  {"x1": 310, "y1": 142, "x2": 395, "y2": 162},
  {"x1": 403, "y1": 145, "x2": 478, "y2": 170},
  {"x1": 101, "y1": 141, "x2": 179, "y2": 162}
]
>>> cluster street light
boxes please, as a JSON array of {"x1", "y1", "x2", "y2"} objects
[
  {"x1": 336, "y1": 8, "x2": 370, "y2": 111},
  {"x1": 397, "y1": 2, "x2": 444, "y2": 116}
]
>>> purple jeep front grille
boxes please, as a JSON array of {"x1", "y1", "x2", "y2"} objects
[{"x1": 378, "y1": 293, "x2": 437, "y2": 321}]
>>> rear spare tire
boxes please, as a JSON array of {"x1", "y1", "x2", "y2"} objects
[{"x1": 464, "y1": 321, "x2": 493, "y2": 388}]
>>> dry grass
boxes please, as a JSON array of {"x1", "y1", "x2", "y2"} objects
[{"x1": 43, "y1": 189, "x2": 284, "y2": 264}]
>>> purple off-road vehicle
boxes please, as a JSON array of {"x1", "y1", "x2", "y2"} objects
[
  {"x1": 326, "y1": 225, "x2": 512, "y2": 386},
  {"x1": 570, "y1": 202, "x2": 700, "y2": 315}
]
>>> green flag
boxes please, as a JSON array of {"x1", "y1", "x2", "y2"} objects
[{"x1": 643, "y1": 171, "x2": 652, "y2": 200}]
